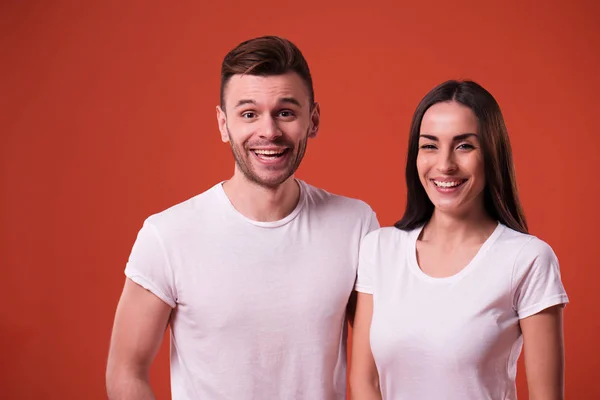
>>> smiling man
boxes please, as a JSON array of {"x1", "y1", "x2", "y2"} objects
[{"x1": 106, "y1": 36, "x2": 379, "y2": 400}]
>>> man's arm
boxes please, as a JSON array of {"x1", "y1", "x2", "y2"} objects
[{"x1": 106, "y1": 278, "x2": 173, "y2": 400}]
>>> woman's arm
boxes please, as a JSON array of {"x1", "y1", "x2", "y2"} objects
[
  {"x1": 520, "y1": 305, "x2": 565, "y2": 400},
  {"x1": 350, "y1": 292, "x2": 382, "y2": 400}
]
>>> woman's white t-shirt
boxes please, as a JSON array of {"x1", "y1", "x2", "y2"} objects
[{"x1": 355, "y1": 223, "x2": 569, "y2": 400}]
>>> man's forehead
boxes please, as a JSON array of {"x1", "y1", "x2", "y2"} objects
[{"x1": 224, "y1": 73, "x2": 310, "y2": 107}]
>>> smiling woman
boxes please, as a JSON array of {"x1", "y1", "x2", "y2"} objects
[
  {"x1": 350, "y1": 80, "x2": 569, "y2": 400},
  {"x1": 417, "y1": 102, "x2": 486, "y2": 220},
  {"x1": 397, "y1": 80, "x2": 527, "y2": 234}
]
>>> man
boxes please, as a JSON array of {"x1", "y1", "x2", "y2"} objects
[{"x1": 106, "y1": 35, "x2": 379, "y2": 400}]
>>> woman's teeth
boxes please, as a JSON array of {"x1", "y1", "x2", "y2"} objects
[{"x1": 434, "y1": 180, "x2": 464, "y2": 188}]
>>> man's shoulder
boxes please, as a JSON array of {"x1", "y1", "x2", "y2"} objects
[
  {"x1": 301, "y1": 180, "x2": 374, "y2": 216},
  {"x1": 145, "y1": 182, "x2": 223, "y2": 227}
]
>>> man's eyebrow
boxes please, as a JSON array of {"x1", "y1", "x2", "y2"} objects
[
  {"x1": 278, "y1": 97, "x2": 302, "y2": 107},
  {"x1": 234, "y1": 98, "x2": 302, "y2": 109},
  {"x1": 234, "y1": 99, "x2": 256, "y2": 108}
]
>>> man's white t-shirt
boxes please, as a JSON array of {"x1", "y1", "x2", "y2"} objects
[
  {"x1": 355, "y1": 222, "x2": 569, "y2": 400},
  {"x1": 125, "y1": 180, "x2": 379, "y2": 400}
]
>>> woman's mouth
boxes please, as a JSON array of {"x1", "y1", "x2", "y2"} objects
[
  {"x1": 433, "y1": 179, "x2": 466, "y2": 188},
  {"x1": 431, "y1": 179, "x2": 468, "y2": 193}
]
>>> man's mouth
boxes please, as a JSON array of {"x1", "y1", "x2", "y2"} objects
[{"x1": 251, "y1": 148, "x2": 289, "y2": 159}]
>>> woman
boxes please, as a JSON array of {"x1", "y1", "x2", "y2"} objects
[{"x1": 350, "y1": 80, "x2": 568, "y2": 400}]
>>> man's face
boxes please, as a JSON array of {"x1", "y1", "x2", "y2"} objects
[{"x1": 217, "y1": 72, "x2": 320, "y2": 188}]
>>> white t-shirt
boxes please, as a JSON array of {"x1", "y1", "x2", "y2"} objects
[
  {"x1": 355, "y1": 223, "x2": 569, "y2": 400},
  {"x1": 125, "y1": 180, "x2": 379, "y2": 400}
]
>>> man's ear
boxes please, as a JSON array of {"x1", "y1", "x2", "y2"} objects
[
  {"x1": 216, "y1": 105, "x2": 229, "y2": 143},
  {"x1": 308, "y1": 102, "x2": 321, "y2": 138}
]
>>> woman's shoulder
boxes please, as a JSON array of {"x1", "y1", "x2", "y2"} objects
[
  {"x1": 361, "y1": 225, "x2": 420, "y2": 252},
  {"x1": 496, "y1": 224, "x2": 557, "y2": 262}
]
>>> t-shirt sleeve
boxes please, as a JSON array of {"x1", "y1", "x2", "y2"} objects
[
  {"x1": 355, "y1": 230, "x2": 379, "y2": 294},
  {"x1": 367, "y1": 210, "x2": 380, "y2": 233},
  {"x1": 124, "y1": 219, "x2": 177, "y2": 308},
  {"x1": 512, "y1": 237, "x2": 569, "y2": 319}
]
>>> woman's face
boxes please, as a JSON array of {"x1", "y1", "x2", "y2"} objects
[{"x1": 417, "y1": 101, "x2": 486, "y2": 217}]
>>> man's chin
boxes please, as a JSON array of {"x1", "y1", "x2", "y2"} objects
[
  {"x1": 257, "y1": 176, "x2": 293, "y2": 189},
  {"x1": 247, "y1": 170, "x2": 296, "y2": 189}
]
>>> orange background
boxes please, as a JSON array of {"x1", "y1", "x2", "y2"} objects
[{"x1": 2, "y1": 1, "x2": 599, "y2": 399}]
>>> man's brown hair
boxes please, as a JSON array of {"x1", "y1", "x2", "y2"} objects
[{"x1": 220, "y1": 36, "x2": 314, "y2": 109}]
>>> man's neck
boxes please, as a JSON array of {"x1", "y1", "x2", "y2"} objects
[{"x1": 222, "y1": 173, "x2": 301, "y2": 222}]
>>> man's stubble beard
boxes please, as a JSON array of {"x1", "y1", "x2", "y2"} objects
[{"x1": 226, "y1": 124, "x2": 309, "y2": 189}]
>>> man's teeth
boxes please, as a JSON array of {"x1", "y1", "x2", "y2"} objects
[
  {"x1": 434, "y1": 180, "x2": 463, "y2": 188},
  {"x1": 254, "y1": 149, "x2": 285, "y2": 156}
]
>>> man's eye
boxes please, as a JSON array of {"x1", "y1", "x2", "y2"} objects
[
  {"x1": 241, "y1": 112, "x2": 256, "y2": 119},
  {"x1": 278, "y1": 110, "x2": 295, "y2": 118}
]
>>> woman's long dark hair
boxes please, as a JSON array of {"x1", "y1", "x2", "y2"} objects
[{"x1": 395, "y1": 80, "x2": 528, "y2": 234}]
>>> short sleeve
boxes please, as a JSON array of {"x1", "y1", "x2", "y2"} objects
[
  {"x1": 355, "y1": 230, "x2": 379, "y2": 294},
  {"x1": 124, "y1": 219, "x2": 177, "y2": 308},
  {"x1": 512, "y1": 238, "x2": 569, "y2": 319},
  {"x1": 367, "y1": 210, "x2": 380, "y2": 233}
]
